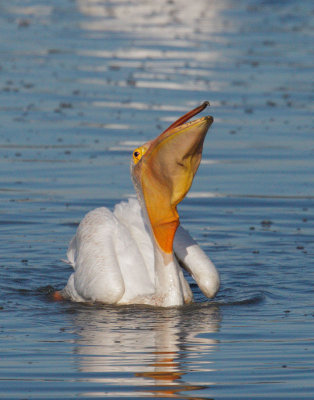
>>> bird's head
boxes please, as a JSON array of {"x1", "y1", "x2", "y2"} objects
[{"x1": 131, "y1": 102, "x2": 213, "y2": 255}]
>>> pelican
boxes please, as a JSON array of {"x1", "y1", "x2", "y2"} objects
[{"x1": 55, "y1": 102, "x2": 220, "y2": 307}]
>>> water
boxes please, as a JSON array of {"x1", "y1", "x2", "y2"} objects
[{"x1": 0, "y1": 0, "x2": 313, "y2": 398}]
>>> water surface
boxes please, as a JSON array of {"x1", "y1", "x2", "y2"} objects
[{"x1": 0, "y1": 0, "x2": 313, "y2": 399}]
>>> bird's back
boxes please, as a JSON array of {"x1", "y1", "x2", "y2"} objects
[{"x1": 63, "y1": 199, "x2": 155, "y2": 303}]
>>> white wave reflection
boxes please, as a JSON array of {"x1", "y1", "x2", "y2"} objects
[
  {"x1": 187, "y1": 192, "x2": 225, "y2": 199},
  {"x1": 77, "y1": 0, "x2": 231, "y2": 37},
  {"x1": 136, "y1": 79, "x2": 214, "y2": 92},
  {"x1": 200, "y1": 159, "x2": 220, "y2": 165},
  {"x1": 79, "y1": 48, "x2": 222, "y2": 63},
  {"x1": 80, "y1": 122, "x2": 130, "y2": 130},
  {"x1": 93, "y1": 101, "x2": 187, "y2": 112},
  {"x1": 75, "y1": 0, "x2": 229, "y2": 108}
]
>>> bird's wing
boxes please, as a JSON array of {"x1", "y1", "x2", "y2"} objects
[
  {"x1": 64, "y1": 207, "x2": 125, "y2": 303},
  {"x1": 63, "y1": 201, "x2": 155, "y2": 304},
  {"x1": 174, "y1": 225, "x2": 220, "y2": 298}
]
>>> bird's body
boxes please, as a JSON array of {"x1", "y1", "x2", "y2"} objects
[
  {"x1": 59, "y1": 102, "x2": 220, "y2": 307},
  {"x1": 62, "y1": 198, "x2": 219, "y2": 306}
]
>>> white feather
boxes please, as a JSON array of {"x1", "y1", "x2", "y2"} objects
[
  {"x1": 174, "y1": 226, "x2": 220, "y2": 298},
  {"x1": 62, "y1": 198, "x2": 219, "y2": 305}
]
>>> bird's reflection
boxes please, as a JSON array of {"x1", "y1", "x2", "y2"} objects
[{"x1": 69, "y1": 303, "x2": 221, "y2": 398}]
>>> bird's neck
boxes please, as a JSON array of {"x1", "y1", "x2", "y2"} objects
[
  {"x1": 134, "y1": 188, "x2": 187, "y2": 306},
  {"x1": 152, "y1": 239, "x2": 186, "y2": 307}
]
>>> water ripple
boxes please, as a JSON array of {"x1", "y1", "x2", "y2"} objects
[{"x1": 1, "y1": 0, "x2": 313, "y2": 399}]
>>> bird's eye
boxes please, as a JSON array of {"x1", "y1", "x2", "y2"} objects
[{"x1": 132, "y1": 147, "x2": 146, "y2": 164}]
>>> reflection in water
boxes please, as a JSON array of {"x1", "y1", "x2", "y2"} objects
[
  {"x1": 75, "y1": 0, "x2": 227, "y2": 97},
  {"x1": 70, "y1": 304, "x2": 220, "y2": 398},
  {"x1": 76, "y1": 0, "x2": 229, "y2": 37}
]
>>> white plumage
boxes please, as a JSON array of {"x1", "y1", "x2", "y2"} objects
[{"x1": 62, "y1": 198, "x2": 219, "y2": 306}]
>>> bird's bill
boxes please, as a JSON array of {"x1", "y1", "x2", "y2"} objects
[{"x1": 133, "y1": 103, "x2": 213, "y2": 254}]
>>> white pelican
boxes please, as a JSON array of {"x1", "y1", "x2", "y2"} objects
[{"x1": 54, "y1": 102, "x2": 220, "y2": 307}]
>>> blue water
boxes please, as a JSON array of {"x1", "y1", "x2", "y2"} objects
[{"x1": 0, "y1": 0, "x2": 313, "y2": 398}]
